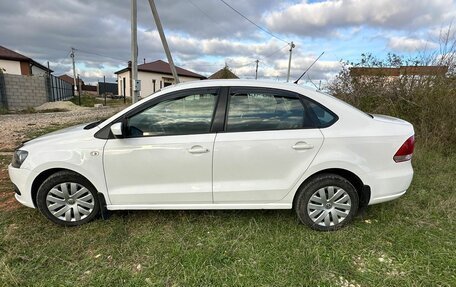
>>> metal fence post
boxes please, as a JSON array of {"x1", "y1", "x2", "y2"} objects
[
  {"x1": 0, "y1": 72, "x2": 7, "y2": 109},
  {"x1": 46, "y1": 74, "x2": 53, "y2": 102}
]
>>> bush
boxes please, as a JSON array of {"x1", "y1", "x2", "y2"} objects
[{"x1": 327, "y1": 28, "x2": 456, "y2": 149}]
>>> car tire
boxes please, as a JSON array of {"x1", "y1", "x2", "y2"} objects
[
  {"x1": 36, "y1": 171, "x2": 100, "y2": 226},
  {"x1": 295, "y1": 174, "x2": 359, "y2": 231}
]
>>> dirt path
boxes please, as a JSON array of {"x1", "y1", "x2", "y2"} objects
[{"x1": 0, "y1": 107, "x2": 123, "y2": 151}]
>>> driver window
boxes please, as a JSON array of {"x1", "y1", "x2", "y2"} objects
[{"x1": 128, "y1": 92, "x2": 218, "y2": 137}]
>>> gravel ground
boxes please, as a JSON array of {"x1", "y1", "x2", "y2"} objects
[{"x1": 0, "y1": 106, "x2": 123, "y2": 151}]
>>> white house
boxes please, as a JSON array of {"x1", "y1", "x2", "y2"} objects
[
  {"x1": 114, "y1": 60, "x2": 205, "y2": 98},
  {"x1": 0, "y1": 45, "x2": 52, "y2": 76}
]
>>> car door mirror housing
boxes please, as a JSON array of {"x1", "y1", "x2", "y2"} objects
[{"x1": 110, "y1": 122, "x2": 123, "y2": 138}]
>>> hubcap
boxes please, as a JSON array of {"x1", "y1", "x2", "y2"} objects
[
  {"x1": 46, "y1": 182, "x2": 95, "y2": 222},
  {"x1": 307, "y1": 186, "x2": 352, "y2": 227}
]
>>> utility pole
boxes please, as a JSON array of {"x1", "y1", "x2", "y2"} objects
[
  {"x1": 255, "y1": 59, "x2": 259, "y2": 80},
  {"x1": 77, "y1": 74, "x2": 81, "y2": 106},
  {"x1": 70, "y1": 47, "x2": 78, "y2": 97},
  {"x1": 131, "y1": 0, "x2": 139, "y2": 104},
  {"x1": 286, "y1": 41, "x2": 295, "y2": 82},
  {"x1": 148, "y1": 0, "x2": 180, "y2": 84},
  {"x1": 103, "y1": 75, "x2": 106, "y2": 106}
]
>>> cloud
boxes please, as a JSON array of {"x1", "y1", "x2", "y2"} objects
[
  {"x1": 0, "y1": 0, "x2": 287, "y2": 84},
  {"x1": 388, "y1": 36, "x2": 439, "y2": 52},
  {"x1": 265, "y1": 0, "x2": 455, "y2": 37},
  {"x1": 0, "y1": 0, "x2": 450, "y2": 84}
]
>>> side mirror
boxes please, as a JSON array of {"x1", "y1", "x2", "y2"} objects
[{"x1": 110, "y1": 122, "x2": 123, "y2": 138}]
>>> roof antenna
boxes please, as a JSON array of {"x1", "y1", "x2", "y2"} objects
[{"x1": 293, "y1": 51, "x2": 324, "y2": 84}]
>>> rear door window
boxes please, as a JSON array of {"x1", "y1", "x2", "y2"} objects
[{"x1": 226, "y1": 91, "x2": 314, "y2": 132}]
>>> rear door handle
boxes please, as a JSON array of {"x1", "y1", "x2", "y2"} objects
[
  {"x1": 188, "y1": 145, "x2": 209, "y2": 154},
  {"x1": 292, "y1": 141, "x2": 314, "y2": 150}
]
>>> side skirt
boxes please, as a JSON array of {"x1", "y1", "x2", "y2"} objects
[{"x1": 106, "y1": 203, "x2": 291, "y2": 211}]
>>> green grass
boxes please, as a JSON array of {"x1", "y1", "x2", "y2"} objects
[
  {"x1": 0, "y1": 148, "x2": 455, "y2": 286},
  {"x1": 0, "y1": 107, "x2": 9, "y2": 115}
]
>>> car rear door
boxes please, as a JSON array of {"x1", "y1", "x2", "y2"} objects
[
  {"x1": 103, "y1": 88, "x2": 219, "y2": 206},
  {"x1": 213, "y1": 87, "x2": 324, "y2": 203}
]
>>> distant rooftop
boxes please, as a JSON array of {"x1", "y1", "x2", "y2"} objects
[
  {"x1": 115, "y1": 60, "x2": 205, "y2": 79},
  {"x1": 350, "y1": 66, "x2": 448, "y2": 77},
  {"x1": 209, "y1": 66, "x2": 239, "y2": 79},
  {"x1": 58, "y1": 74, "x2": 84, "y2": 86},
  {"x1": 0, "y1": 45, "x2": 52, "y2": 72}
]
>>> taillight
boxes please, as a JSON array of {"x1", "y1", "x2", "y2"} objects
[{"x1": 394, "y1": 135, "x2": 415, "y2": 163}]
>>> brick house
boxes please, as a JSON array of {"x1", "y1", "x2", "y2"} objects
[
  {"x1": 0, "y1": 45, "x2": 52, "y2": 76},
  {"x1": 115, "y1": 60, "x2": 205, "y2": 98}
]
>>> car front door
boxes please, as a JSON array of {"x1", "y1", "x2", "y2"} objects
[
  {"x1": 213, "y1": 88, "x2": 324, "y2": 203},
  {"x1": 103, "y1": 88, "x2": 219, "y2": 206}
]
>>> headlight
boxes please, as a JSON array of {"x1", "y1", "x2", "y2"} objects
[{"x1": 12, "y1": 150, "x2": 28, "y2": 168}]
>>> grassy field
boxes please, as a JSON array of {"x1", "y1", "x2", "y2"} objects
[
  {"x1": 70, "y1": 94, "x2": 131, "y2": 108},
  {"x1": 0, "y1": 136, "x2": 455, "y2": 286}
]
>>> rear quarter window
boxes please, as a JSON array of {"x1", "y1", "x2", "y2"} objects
[{"x1": 307, "y1": 100, "x2": 338, "y2": 128}]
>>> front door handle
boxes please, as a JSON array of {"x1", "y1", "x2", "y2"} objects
[
  {"x1": 292, "y1": 141, "x2": 314, "y2": 150},
  {"x1": 188, "y1": 145, "x2": 209, "y2": 154}
]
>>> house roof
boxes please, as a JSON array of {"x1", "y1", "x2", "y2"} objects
[
  {"x1": 0, "y1": 45, "x2": 29, "y2": 61},
  {"x1": 0, "y1": 45, "x2": 53, "y2": 72},
  {"x1": 399, "y1": 66, "x2": 448, "y2": 76},
  {"x1": 209, "y1": 67, "x2": 239, "y2": 79},
  {"x1": 58, "y1": 75, "x2": 84, "y2": 86},
  {"x1": 115, "y1": 60, "x2": 205, "y2": 79},
  {"x1": 350, "y1": 66, "x2": 448, "y2": 77}
]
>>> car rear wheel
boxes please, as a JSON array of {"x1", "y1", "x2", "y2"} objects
[
  {"x1": 295, "y1": 174, "x2": 359, "y2": 231},
  {"x1": 36, "y1": 171, "x2": 100, "y2": 226}
]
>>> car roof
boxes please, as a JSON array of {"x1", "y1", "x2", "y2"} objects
[
  {"x1": 98, "y1": 79, "x2": 369, "y2": 130},
  {"x1": 158, "y1": 79, "x2": 318, "y2": 95}
]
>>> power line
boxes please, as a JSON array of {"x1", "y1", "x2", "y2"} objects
[
  {"x1": 228, "y1": 59, "x2": 258, "y2": 69},
  {"x1": 187, "y1": 0, "x2": 219, "y2": 27},
  {"x1": 260, "y1": 43, "x2": 290, "y2": 60},
  {"x1": 73, "y1": 48, "x2": 127, "y2": 62},
  {"x1": 218, "y1": 0, "x2": 289, "y2": 44},
  {"x1": 230, "y1": 44, "x2": 289, "y2": 69}
]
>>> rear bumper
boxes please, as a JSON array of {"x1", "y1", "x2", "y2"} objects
[
  {"x1": 369, "y1": 190, "x2": 407, "y2": 205},
  {"x1": 367, "y1": 162, "x2": 413, "y2": 205},
  {"x1": 8, "y1": 164, "x2": 35, "y2": 208}
]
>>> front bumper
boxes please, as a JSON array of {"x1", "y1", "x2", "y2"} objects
[{"x1": 8, "y1": 164, "x2": 35, "y2": 208}]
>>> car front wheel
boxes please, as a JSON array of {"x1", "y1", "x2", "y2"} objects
[
  {"x1": 36, "y1": 171, "x2": 100, "y2": 226},
  {"x1": 295, "y1": 174, "x2": 359, "y2": 231}
]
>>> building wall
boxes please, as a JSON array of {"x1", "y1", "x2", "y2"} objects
[
  {"x1": 117, "y1": 70, "x2": 202, "y2": 98},
  {"x1": 0, "y1": 59, "x2": 21, "y2": 75},
  {"x1": 31, "y1": 65, "x2": 49, "y2": 76},
  {"x1": 2, "y1": 74, "x2": 48, "y2": 110},
  {"x1": 117, "y1": 71, "x2": 130, "y2": 98}
]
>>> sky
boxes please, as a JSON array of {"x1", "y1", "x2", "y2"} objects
[{"x1": 0, "y1": 0, "x2": 454, "y2": 85}]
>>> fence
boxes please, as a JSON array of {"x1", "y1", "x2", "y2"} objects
[
  {"x1": 0, "y1": 73, "x2": 74, "y2": 110},
  {"x1": 98, "y1": 82, "x2": 117, "y2": 95},
  {"x1": 48, "y1": 74, "x2": 73, "y2": 101},
  {"x1": 0, "y1": 73, "x2": 6, "y2": 109}
]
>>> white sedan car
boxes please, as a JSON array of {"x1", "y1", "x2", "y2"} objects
[{"x1": 8, "y1": 80, "x2": 414, "y2": 231}]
